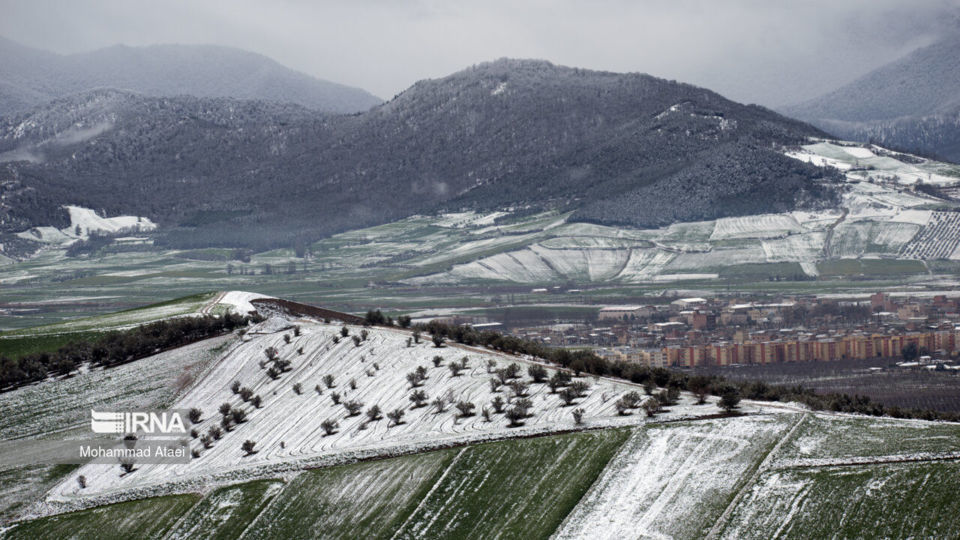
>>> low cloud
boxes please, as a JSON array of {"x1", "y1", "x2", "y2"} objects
[{"x1": 1, "y1": 0, "x2": 958, "y2": 107}]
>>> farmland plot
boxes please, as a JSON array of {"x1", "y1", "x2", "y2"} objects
[
  {"x1": 169, "y1": 480, "x2": 284, "y2": 539},
  {"x1": 772, "y1": 413, "x2": 960, "y2": 467},
  {"x1": 555, "y1": 414, "x2": 798, "y2": 540},
  {"x1": 720, "y1": 462, "x2": 960, "y2": 539},
  {"x1": 4, "y1": 494, "x2": 199, "y2": 540},
  {"x1": 393, "y1": 429, "x2": 630, "y2": 539},
  {"x1": 710, "y1": 215, "x2": 803, "y2": 241},
  {"x1": 244, "y1": 451, "x2": 456, "y2": 539}
]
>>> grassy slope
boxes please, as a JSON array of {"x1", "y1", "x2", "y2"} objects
[
  {"x1": 0, "y1": 331, "x2": 102, "y2": 360},
  {"x1": 393, "y1": 428, "x2": 630, "y2": 539},
  {"x1": 718, "y1": 413, "x2": 960, "y2": 538},
  {"x1": 5, "y1": 413, "x2": 960, "y2": 538},
  {"x1": 5, "y1": 494, "x2": 200, "y2": 540},
  {"x1": 0, "y1": 292, "x2": 215, "y2": 337},
  {"x1": 723, "y1": 462, "x2": 960, "y2": 539},
  {"x1": 170, "y1": 480, "x2": 284, "y2": 540},
  {"x1": 244, "y1": 450, "x2": 457, "y2": 539}
]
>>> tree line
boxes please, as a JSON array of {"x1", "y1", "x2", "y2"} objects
[
  {"x1": 411, "y1": 319, "x2": 960, "y2": 422},
  {"x1": 0, "y1": 312, "x2": 260, "y2": 390}
]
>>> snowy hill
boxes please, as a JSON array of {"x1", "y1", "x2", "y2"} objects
[{"x1": 42, "y1": 312, "x2": 709, "y2": 510}]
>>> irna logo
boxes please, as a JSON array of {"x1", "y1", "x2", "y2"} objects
[{"x1": 90, "y1": 410, "x2": 187, "y2": 435}]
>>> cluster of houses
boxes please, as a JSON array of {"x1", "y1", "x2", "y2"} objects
[{"x1": 598, "y1": 327, "x2": 960, "y2": 368}]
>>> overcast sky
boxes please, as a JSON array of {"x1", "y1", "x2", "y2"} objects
[{"x1": 2, "y1": 0, "x2": 958, "y2": 107}]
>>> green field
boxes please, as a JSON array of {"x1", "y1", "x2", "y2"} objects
[
  {"x1": 245, "y1": 450, "x2": 457, "y2": 539},
  {"x1": 721, "y1": 462, "x2": 960, "y2": 539},
  {"x1": 5, "y1": 494, "x2": 200, "y2": 540},
  {"x1": 172, "y1": 480, "x2": 284, "y2": 539},
  {"x1": 393, "y1": 428, "x2": 630, "y2": 539},
  {"x1": 5, "y1": 414, "x2": 960, "y2": 539},
  {"x1": 0, "y1": 331, "x2": 101, "y2": 360}
]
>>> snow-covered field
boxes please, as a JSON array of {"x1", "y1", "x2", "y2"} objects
[
  {"x1": 710, "y1": 215, "x2": 803, "y2": 241},
  {"x1": 6, "y1": 320, "x2": 960, "y2": 535},
  {"x1": 556, "y1": 414, "x2": 798, "y2": 540},
  {"x1": 402, "y1": 142, "x2": 960, "y2": 284},
  {"x1": 787, "y1": 141, "x2": 960, "y2": 186}
]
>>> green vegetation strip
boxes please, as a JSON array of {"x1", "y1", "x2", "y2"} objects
[
  {"x1": 6, "y1": 494, "x2": 200, "y2": 540},
  {"x1": 393, "y1": 428, "x2": 631, "y2": 539},
  {"x1": 244, "y1": 449, "x2": 458, "y2": 539},
  {"x1": 171, "y1": 480, "x2": 284, "y2": 539},
  {"x1": 0, "y1": 332, "x2": 101, "y2": 360}
]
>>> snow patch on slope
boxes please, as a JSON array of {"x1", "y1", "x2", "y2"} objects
[{"x1": 61, "y1": 206, "x2": 156, "y2": 238}]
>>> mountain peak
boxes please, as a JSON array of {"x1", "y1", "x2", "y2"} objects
[{"x1": 0, "y1": 36, "x2": 382, "y2": 116}]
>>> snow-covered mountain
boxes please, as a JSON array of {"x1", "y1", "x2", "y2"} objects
[{"x1": 0, "y1": 59, "x2": 837, "y2": 252}]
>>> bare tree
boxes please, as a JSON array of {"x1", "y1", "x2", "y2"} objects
[
  {"x1": 321, "y1": 419, "x2": 339, "y2": 435},
  {"x1": 409, "y1": 389, "x2": 428, "y2": 408},
  {"x1": 456, "y1": 401, "x2": 476, "y2": 418},
  {"x1": 387, "y1": 408, "x2": 406, "y2": 426},
  {"x1": 241, "y1": 440, "x2": 257, "y2": 456},
  {"x1": 343, "y1": 400, "x2": 364, "y2": 416}
]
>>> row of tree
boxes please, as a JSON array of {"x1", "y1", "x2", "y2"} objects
[
  {"x1": 0, "y1": 312, "x2": 260, "y2": 390},
  {"x1": 411, "y1": 320, "x2": 960, "y2": 422}
]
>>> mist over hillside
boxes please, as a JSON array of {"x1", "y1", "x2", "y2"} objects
[
  {"x1": 0, "y1": 59, "x2": 838, "y2": 251},
  {"x1": 0, "y1": 36, "x2": 382, "y2": 116},
  {"x1": 784, "y1": 33, "x2": 960, "y2": 163}
]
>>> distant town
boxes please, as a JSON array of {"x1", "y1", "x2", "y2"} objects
[{"x1": 432, "y1": 292, "x2": 960, "y2": 371}]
